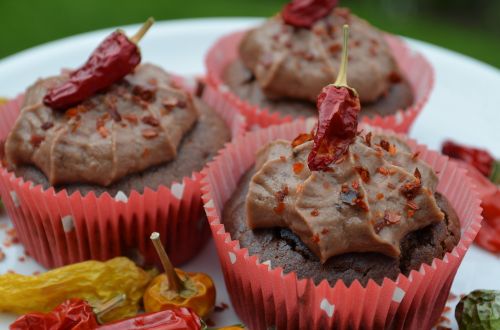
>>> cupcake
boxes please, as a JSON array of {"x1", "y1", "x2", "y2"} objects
[
  {"x1": 202, "y1": 27, "x2": 481, "y2": 329},
  {"x1": 205, "y1": 0, "x2": 433, "y2": 132},
  {"x1": 203, "y1": 122, "x2": 481, "y2": 330},
  {"x1": 0, "y1": 19, "x2": 245, "y2": 268}
]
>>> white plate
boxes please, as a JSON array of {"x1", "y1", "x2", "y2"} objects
[{"x1": 0, "y1": 18, "x2": 499, "y2": 329}]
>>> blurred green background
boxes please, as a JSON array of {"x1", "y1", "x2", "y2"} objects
[{"x1": 0, "y1": 0, "x2": 499, "y2": 68}]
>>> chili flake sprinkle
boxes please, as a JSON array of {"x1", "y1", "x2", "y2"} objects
[
  {"x1": 98, "y1": 126, "x2": 109, "y2": 138},
  {"x1": 388, "y1": 144, "x2": 397, "y2": 155},
  {"x1": 124, "y1": 114, "x2": 138, "y2": 124},
  {"x1": 132, "y1": 85, "x2": 156, "y2": 103},
  {"x1": 407, "y1": 200, "x2": 419, "y2": 210},
  {"x1": 30, "y1": 135, "x2": 45, "y2": 147},
  {"x1": 312, "y1": 234, "x2": 320, "y2": 243},
  {"x1": 275, "y1": 186, "x2": 289, "y2": 203},
  {"x1": 414, "y1": 168, "x2": 422, "y2": 180},
  {"x1": 293, "y1": 162, "x2": 305, "y2": 175},
  {"x1": 162, "y1": 97, "x2": 179, "y2": 111},
  {"x1": 142, "y1": 115, "x2": 160, "y2": 127},
  {"x1": 384, "y1": 211, "x2": 401, "y2": 225},
  {"x1": 41, "y1": 122, "x2": 54, "y2": 130},
  {"x1": 376, "y1": 193, "x2": 384, "y2": 200},
  {"x1": 176, "y1": 100, "x2": 187, "y2": 108},
  {"x1": 377, "y1": 167, "x2": 389, "y2": 176},
  {"x1": 274, "y1": 202, "x2": 285, "y2": 214},
  {"x1": 380, "y1": 140, "x2": 390, "y2": 151},
  {"x1": 142, "y1": 128, "x2": 159, "y2": 139},
  {"x1": 311, "y1": 209, "x2": 320, "y2": 217},
  {"x1": 291, "y1": 133, "x2": 314, "y2": 148},
  {"x1": 400, "y1": 178, "x2": 421, "y2": 200},
  {"x1": 365, "y1": 132, "x2": 372, "y2": 147},
  {"x1": 355, "y1": 166, "x2": 370, "y2": 183}
]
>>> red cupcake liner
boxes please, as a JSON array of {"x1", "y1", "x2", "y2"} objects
[
  {"x1": 0, "y1": 85, "x2": 247, "y2": 269},
  {"x1": 205, "y1": 30, "x2": 434, "y2": 133},
  {"x1": 201, "y1": 121, "x2": 482, "y2": 330},
  {"x1": 453, "y1": 161, "x2": 500, "y2": 253}
]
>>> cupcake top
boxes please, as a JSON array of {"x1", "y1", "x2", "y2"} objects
[
  {"x1": 4, "y1": 64, "x2": 198, "y2": 187},
  {"x1": 239, "y1": 7, "x2": 400, "y2": 104},
  {"x1": 246, "y1": 131, "x2": 444, "y2": 263}
]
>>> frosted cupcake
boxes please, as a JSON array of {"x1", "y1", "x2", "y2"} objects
[{"x1": 0, "y1": 19, "x2": 245, "y2": 268}]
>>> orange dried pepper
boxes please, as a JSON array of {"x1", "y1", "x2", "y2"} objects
[{"x1": 143, "y1": 232, "x2": 216, "y2": 319}]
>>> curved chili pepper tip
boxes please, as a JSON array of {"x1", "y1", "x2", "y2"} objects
[
  {"x1": 150, "y1": 232, "x2": 184, "y2": 292},
  {"x1": 130, "y1": 17, "x2": 155, "y2": 44}
]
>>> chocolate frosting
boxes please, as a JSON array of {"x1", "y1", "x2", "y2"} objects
[
  {"x1": 246, "y1": 132, "x2": 444, "y2": 263},
  {"x1": 239, "y1": 8, "x2": 400, "y2": 104},
  {"x1": 5, "y1": 64, "x2": 198, "y2": 187}
]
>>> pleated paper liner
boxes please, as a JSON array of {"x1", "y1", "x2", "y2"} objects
[
  {"x1": 453, "y1": 161, "x2": 500, "y2": 253},
  {"x1": 201, "y1": 121, "x2": 482, "y2": 330},
  {"x1": 0, "y1": 84, "x2": 247, "y2": 269},
  {"x1": 205, "y1": 30, "x2": 434, "y2": 133}
]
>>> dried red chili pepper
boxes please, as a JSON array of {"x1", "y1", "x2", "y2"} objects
[
  {"x1": 442, "y1": 140, "x2": 500, "y2": 183},
  {"x1": 97, "y1": 307, "x2": 202, "y2": 330},
  {"x1": 308, "y1": 25, "x2": 360, "y2": 171},
  {"x1": 442, "y1": 141, "x2": 500, "y2": 253},
  {"x1": 9, "y1": 298, "x2": 98, "y2": 330},
  {"x1": 9, "y1": 295, "x2": 126, "y2": 330},
  {"x1": 43, "y1": 18, "x2": 154, "y2": 110},
  {"x1": 282, "y1": 0, "x2": 338, "y2": 28}
]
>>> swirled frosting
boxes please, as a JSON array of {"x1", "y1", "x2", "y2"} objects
[
  {"x1": 246, "y1": 132, "x2": 444, "y2": 263},
  {"x1": 5, "y1": 64, "x2": 198, "y2": 187},
  {"x1": 239, "y1": 8, "x2": 400, "y2": 104}
]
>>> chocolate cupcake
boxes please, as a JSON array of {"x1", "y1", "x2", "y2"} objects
[
  {"x1": 203, "y1": 120, "x2": 481, "y2": 329},
  {"x1": 205, "y1": 1, "x2": 433, "y2": 132},
  {"x1": 223, "y1": 132, "x2": 460, "y2": 287},
  {"x1": 5, "y1": 63, "x2": 229, "y2": 197},
  {"x1": 0, "y1": 21, "x2": 246, "y2": 269}
]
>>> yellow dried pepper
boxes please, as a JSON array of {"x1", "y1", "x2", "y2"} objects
[
  {"x1": 0, "y1": 97, "x2": 7, "y2": 105},
  {"x1": 144, "y1": 232, "x2": 216, "y2": 319},
  {"x1": 0, "y1": 257, "x2": 153, "y2": 322}
]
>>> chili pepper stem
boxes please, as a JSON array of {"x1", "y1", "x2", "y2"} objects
[
  {"x1": 332, "y1": 24, "x2": 358, "y2": 96},
  {"x1": 150, "y1": 232, "x2": 184, "y2": 292},
  {"x1": 130, "y1": 17, "x2": 155, "y2": 44},
  {"x1": 333, "y1": 25, "x2": 351, "y2": 88}
]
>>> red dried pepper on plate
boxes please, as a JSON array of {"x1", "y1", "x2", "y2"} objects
[
  {"x1": 442, "y1": 140, "x2": 499, "y2": 181},
  {"x1": 308, "y1": 25, "x2": 361, "y2": 171},
  {"x1": 97, "y1": 308, "x2": 202, "y2": 330},
  {"x1": 442, "y1": 140, "x2": 500, "y2": 253},
  {"x1": 43, "y1": 18, "x2": 154, "y2": 110},
  {"x1": 9, "y1": 299, "x2": 98, "y2": 330},
  {"x1": 282, "y1": 0, "x2": 338, "y2": 28}
]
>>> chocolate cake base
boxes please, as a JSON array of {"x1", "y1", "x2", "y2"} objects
[
  {"x1": 14, "y1": 98, "x2": 231, "y2": 196},
  {"x1": 222, "y1": 168, "x2": 461, "y2": 287},
  {"x1": 223, "y1": 59, "x2": 414, "y2": 119}
]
